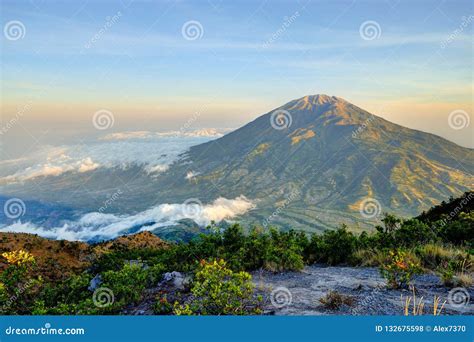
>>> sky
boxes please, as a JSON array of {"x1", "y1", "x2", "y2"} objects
[{"x1": 1, "y1": 0, "x2": 473, "y2": 159}]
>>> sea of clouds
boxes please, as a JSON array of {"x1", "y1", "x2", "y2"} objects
[
  {"x1": 0, "y1": 129, "x2": 258, "y2": 241},
  {"x1": 0, "y1": 195, "x2": 255, "y2": 241},
  {"x1": 0, "y1": 129, "x2": 229, "y2": 184}
]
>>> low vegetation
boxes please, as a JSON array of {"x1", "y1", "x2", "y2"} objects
[
  {"x1": 0, "y1": 192, "x2": 472, "y2": 315},
  {"x1": 401, "y1": 286, "x2": 446, "y2": 316},
  {"x1": 173, "y1": 259, "x2": 262, "y2": 315},
  {"x1": 319, "y1": 291, "x2": 354, "y2": 310}
]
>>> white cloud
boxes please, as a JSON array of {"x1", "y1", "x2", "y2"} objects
[
  {"x1": 0, "y1": 196, "x2": 255, "y2": 241},
  {"x1": 185, "y1": 170, "x2": 199, "y2": 180},
  {"x1": 0, "y1": 131, "x2": 222, "y2": 184},
  {"x1": 78, "y1": 157, "x2": 100, "y2": 173},
  {"x1": 101, "y1": 128, "x2": 231, "y2": 141}
]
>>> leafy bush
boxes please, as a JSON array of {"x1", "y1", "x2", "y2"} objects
[
  {"x1": 262, "y1": 229, "x2": 305, "y2": 272},
  {"x1": 392, "y1": 219, "x2": 436, "y2": 247},
  {"x1": 306, "y1": 225, "x2": 357, "y2": 265},
  {"x1": 32, "y1": 261, "x2": 165, "y2": 315},
  {"x1": 154, "y1": 293, "x2": 173, "y2": 314},
  {"x1": 173, "y1": 259, "x2": 261, "y2": 315},
  {"x1": 34, "y1": 273, "x2": 94, "y2": 314},
  {"x1": 162, "y1": 225, "x2": 306, "y2": 273},
  {"x1": 101, "y1": 264, "x2": 149, "y2": 311},
  {"x1": 379, "y1": 249, "x2": 422, "y2": 288},
  {"x1": 437, "y1": 212, "x2": 474, "y2": 246}
]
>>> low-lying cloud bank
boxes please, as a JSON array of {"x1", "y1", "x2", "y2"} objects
[
  {"x1": 0, "y1": 196, "x2": 255, "y2": 242},
  {"x1": 0, "y1": 130, "x2": 229, "y2": 185},
  {"x1": 100, "y1": 128, "x2": 232, "y2": 141}
]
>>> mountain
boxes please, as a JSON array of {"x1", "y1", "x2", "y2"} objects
[
  {"x1": 150, "y1": 94, "x2": 473, "y2": 232},
  {"x1": 0, "y1": 94, "x2": 472, "y2": 236}
]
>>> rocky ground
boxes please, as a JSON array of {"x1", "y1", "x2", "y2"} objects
[
  {"x1": 123, "y1": 265, "x2": 473, "y2": 315},
  {"x1": 253, "y1": 265, "x2": 473, "y2": 315}
]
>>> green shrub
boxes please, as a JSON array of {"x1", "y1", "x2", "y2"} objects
[
  {"x1": 164, "y1": 225, "x2": 306, "y2": 273},
  {"x1": 0, "y1": 250, "x2": 43, "y2": 315},
  {"x1": 101, "y1": 264, "x2": 148, "y2": 310},
  {"x1": 393, "y1": 219, "x2": 436, "y2": 247},
  {"x1": 438, "y1": 212, "x2": 474, "y2": 246},
  {"x1": 33, "y1": 273, "x2": 99, "y2": 315},
  {"x1": 306, "y1": 225, "x2": 357, "y2": 265},
  {"x1": 154, "y1": 293, "x2": 173, "y2": 314},
  {"x1": 379, "y1": 249, "x2": 422, "y2": 288},
  {"x1": 263, "y1": 229, "x2": 305, "y2": 272},
  {"x1": 173, "y1": 259, "x2": 261, "y2": 315}
]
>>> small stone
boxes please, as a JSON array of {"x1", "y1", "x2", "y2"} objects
[{"x1": 88, "y1": 274, "x2": 102, "y2": 292}]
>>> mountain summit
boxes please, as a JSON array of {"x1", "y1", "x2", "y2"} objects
[
  {"x1": 1, "y1": 95, "x2": 472, "y2": 234},
  {"x1": 154, "y1": 94, "x2": 473, "y2": 231}
]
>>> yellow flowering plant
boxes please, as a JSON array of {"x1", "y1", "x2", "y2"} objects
[{"x1": 2, "y1": 250, "x2": 35, "y2": 266}]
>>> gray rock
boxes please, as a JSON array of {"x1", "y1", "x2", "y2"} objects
[
  {"x1": 125, "y1": 260, "x2": 148, "y2": 269},
  {"x1": 161, "y1": 271, "x2": 189, "y2": 290},
  {"x1": 88, "y1": 274, "x2": 102, "y2": 292},
  {"x1": 252, "y1": 265, "x2": 474, "y2": 315}
]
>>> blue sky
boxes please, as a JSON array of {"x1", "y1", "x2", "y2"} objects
[{"x1": 1, "y1": 0, "x2": 473, "y2": 155}]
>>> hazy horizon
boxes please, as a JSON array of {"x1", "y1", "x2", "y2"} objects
[{"x1": 1, "y1": 0, "x2": 473, "y2": 160}]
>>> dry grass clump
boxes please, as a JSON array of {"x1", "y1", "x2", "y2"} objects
[
  {"x1": 352, "y1": 249, "x2": 386, "y2": 267},
  {"x1": 401, "y1": 286, "x2": 446, "y2": 315},
  {"x1": 453, "y1": 273, "x2": 473, "y2": 287},
  {"x1": 319, "y1": 290, "x2": 355, "y2": 310},
  {"x1": 417, "y1": 244, "x2": 470, "y2": 270}
]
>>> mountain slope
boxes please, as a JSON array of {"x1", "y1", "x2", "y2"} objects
[
  {"x1": 152, "y1": 94, "x2": 473, "y2": 231},
  {"x1": 0, "y1": 95, "x2": 472, "y2": 235}
]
